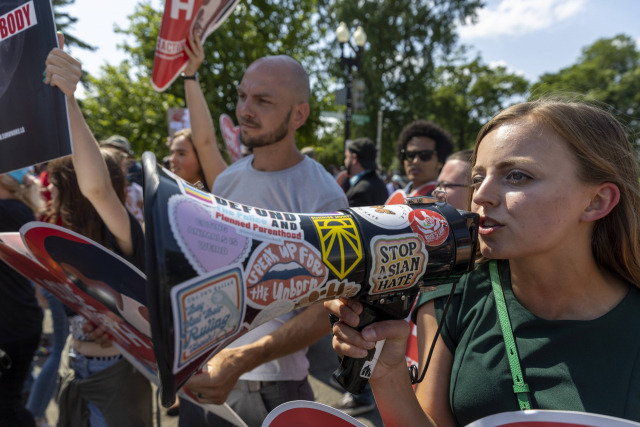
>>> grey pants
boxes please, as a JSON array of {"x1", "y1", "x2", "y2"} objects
[{"x1": 178, "y1": 378, "x2": 314, "y2": 427}]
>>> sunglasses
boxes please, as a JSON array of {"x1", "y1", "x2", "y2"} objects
[{"x1": 402, "y1": 149, "x2": 437, "y2": 162}]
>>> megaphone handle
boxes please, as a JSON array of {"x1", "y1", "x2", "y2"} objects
[{"x1": 331, "y1": 303, "x2": 384, "y2": 394}]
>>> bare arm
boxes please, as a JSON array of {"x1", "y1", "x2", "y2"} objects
[
  {"x1": 325, "y1": 298, "x2": 436, "y2": 427},
  {"x1": 414, "y1": 301, "x2": 456, "y2": 427},
  {"x1": 44, "y1": 35, "x2": 132, "y2": 255},
  {"x1": 183, "y1": 30, "x2": 227, "y2": 191},
  {"x1": 186, "y1": 303, "x2": 330, "y2": 404}
]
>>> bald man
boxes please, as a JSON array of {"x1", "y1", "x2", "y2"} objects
[{"x1": 179, "y1": 50, "x2": 348, "y2": 427}]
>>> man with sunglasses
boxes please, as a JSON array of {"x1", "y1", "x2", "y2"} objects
[{"x1": 386, "y1": 120, "x2": 454, "y2": 204}]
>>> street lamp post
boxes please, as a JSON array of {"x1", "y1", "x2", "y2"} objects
[{"x1": 336, "y1": 22, "x2": 366, "y2": 147}]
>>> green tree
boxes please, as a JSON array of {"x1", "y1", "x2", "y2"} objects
[
  {"x1": 80, "y1": 0, "x2": 335, "y2": 159},
  {"x1": 79, "y1": 61, "x2": 179, "y2": 155},
  {"x1": 531, "y1": 34, "x2": 640, "y2": 142},
  {"x1": 316, "y1": 0, "x2": 484, "y2": 168},
  {"x1": 78, "y1": 3, "x2": 170, "y2": 156},
  {"x1": 52, "y1": 0, "x2": 95, "y2": 51},
  {"x1": 73, "y1": 0, "x2": 535, "y2": 169},
  {"x1": 431, "y1": 49, "x2": 529, "y2": 150}
]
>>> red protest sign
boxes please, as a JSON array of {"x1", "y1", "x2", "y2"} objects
[
  {"x1": 219, "y1": 113, "x2": 244, "y2": 162},
  {"x1": 0, "y1": 224, "x2": 156, "y2": 369},
  {"x1": 262, "y1": 401, "x2": 367, "y2": 427},
  {"x1": 151, "y1": 0, "x2": 241, "y2": 92}
]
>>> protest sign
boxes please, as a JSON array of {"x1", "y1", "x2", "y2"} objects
[
  {"x1": 0, "y1": 0, "x2": 72, "y2": 174},
  {"x1": 168, "y1": 107, "x2": 190, "y2": 141},
  {"x1": 0, "y1": 223, "x2": 246, "y2": 426},
  {"x1": 219, "y1": 113, "x2": 244, "y2": 162},
  {"x1": 466, "y1": 410, "x2": 640, "y2": 427},
  {"x1": 262, "y1": 401, "x2": 367, "y2": 427},
  {"x1": 151, "y1": 0, "x2": 241, "y2": 92}
]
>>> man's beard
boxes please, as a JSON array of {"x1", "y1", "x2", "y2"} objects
[{"x1": 239, "y1": 108, "x2": 292, "y2": 149}]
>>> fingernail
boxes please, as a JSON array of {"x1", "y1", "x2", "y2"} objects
[
  {"x1": 57, "y1": 30, "x2": 63, "y2": 35},
  {"x1": 362, "y1": 327, "x2": 376, "y2": 341},
  {"x1": 351, "y1": 301, "x2": 362, "y2": 314},
  {"x1": 356, "y1": 348, "x2": 369, "y2": 358}
]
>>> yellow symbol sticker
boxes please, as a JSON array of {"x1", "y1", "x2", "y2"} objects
[{"x1": 311, "y1": 215, "x2": 363, "y2": 280}]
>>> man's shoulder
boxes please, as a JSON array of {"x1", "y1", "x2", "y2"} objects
[
  {"x1": 299, "y1": 158, "x2": 343, "y2": 189},
  {"x1": 297, "y1": 159, "x2": 348, "y2": 211},
  {"x1": 214, "y1": 156, "x2": 252, "y2": 185},
  {"x1": 223, "y1": 155, "x2": 253, "y2": 173},
  {"x1": 300, "y1": 156, "x2": 332, "y2": 174},
  {"x1": 363, "y1": 170, "x2": 386, "y2": 185}
]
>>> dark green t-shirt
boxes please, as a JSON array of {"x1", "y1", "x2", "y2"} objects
[{"x1": 416, "y1": 261, "x2": 640, "y2": 426}]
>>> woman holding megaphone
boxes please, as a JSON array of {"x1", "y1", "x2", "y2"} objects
[{"x1": 326, "y1": 98, "x2": 640, "y2": 426}]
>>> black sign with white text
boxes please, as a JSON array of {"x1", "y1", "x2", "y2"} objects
[{"x1": 0, "y1": 0, "x2": 71, "y2": 174}]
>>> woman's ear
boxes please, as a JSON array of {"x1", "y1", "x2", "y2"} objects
[{"x1": 581, "y1": 182, "x2": 620, "y2": 222}]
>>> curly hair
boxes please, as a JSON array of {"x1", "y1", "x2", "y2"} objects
[{"x1": 396, "y1": 120, "x2": 454, "y2": 164}]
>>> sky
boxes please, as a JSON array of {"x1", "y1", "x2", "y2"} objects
[{"x1": 63, "y1": 0, "x2": 640, "y2": 84}]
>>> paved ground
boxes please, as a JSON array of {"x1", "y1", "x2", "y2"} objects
[{"x1": 36, "y1": 310, "x2": 383, "y2": 427}]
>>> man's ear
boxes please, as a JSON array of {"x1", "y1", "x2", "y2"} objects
[
  {"x1": 292, "y1": 103, "x2": 310, "y2": 130},
  {"x1": 581, "y1": 182, "x2": 620, "y2": 222}
]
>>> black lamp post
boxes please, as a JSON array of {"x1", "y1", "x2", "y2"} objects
[{"x1": 336, "y1": 22, "x2": 367, "y2": 147}]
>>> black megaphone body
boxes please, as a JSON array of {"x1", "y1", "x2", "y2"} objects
[{"x1": 142, "y1": 152, "x2": 479, "y2": 406}]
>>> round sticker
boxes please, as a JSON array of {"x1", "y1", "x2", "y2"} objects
[{"x1": 408, "y1": 209, "x2": 449, "y2": 247}]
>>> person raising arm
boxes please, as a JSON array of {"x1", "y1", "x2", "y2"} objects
[
  {"x1": 44, "y1": 34, "x2": 133, "y2": 256},
  {"x1": 179, "y1": 29, "x2": 228, "y2": 190}
]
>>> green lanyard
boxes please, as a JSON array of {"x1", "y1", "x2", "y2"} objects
[{"x1": 489, "y1": 260, "x2": 532, "y2": 410}]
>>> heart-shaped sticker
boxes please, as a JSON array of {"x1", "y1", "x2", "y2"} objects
[{"x1": 168, "y1": 195, "x2": 251, "y2": 274}]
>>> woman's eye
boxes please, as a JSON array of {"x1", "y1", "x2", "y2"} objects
[
  {"x1": 471, "y1": 176, "x2": 484, "y2": 188},
  {"x1": 506, "y1": 171, "x2": 530, "y2": 183}
]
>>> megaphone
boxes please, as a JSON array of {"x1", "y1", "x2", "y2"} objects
[{"x1": 142, "y1": 152, "x2": 479, "y2": 407}]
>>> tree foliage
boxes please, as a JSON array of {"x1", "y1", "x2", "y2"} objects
[
  {"x1": 59, "y1": 0, "x2": 532, "y2": 168},
  {"x1": 315, "y1": 0, "x2": 485, "y2": 166},
  {"x1": 52, "y1": 0, "x2": 95, "y2": 51},
  {"x1": 431, "y1": 48, "x2": 529, "y2": 150},
  {"x1": 78, "y1": 3, "x2": 170, "y2": 156},
  {"x1": 78, "y1": 61, "x2": 179, "y2": 155},
  {"x1": 78, "y1": 0, "x2": 334, "y2": 160},
  {"x1": 531, "y1": 34, "x2": 640, "y2": 144}
]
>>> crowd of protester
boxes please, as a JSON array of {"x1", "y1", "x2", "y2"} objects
[{"x1": 2, "y1": 24, "x2": 640, "y2": 427}]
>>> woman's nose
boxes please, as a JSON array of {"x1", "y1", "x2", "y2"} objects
[{"x1": 471, "y1": 177, "x2": 498, "y2": 207}]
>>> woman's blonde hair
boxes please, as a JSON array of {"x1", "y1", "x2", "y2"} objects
[
  {"x1": 472, "y1": 98, "x2": 640, "y2": 285},
  {"x1": 0, "y1": 173, "x2": 44, "y2": 216}
]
